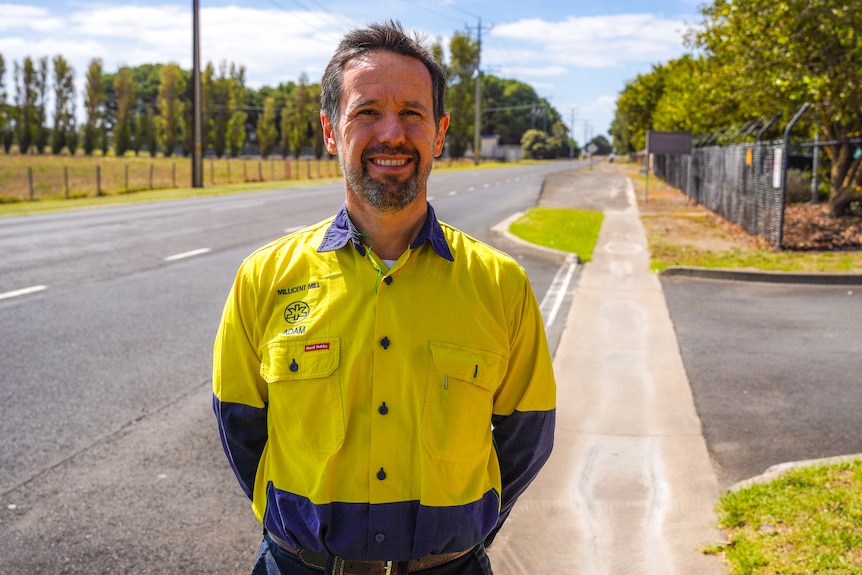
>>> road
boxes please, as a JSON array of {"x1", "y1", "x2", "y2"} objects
[
  {"x1": 0, "y1": 160, "x2": 582, "y2": 574},
  {"x1": 661, "y1": 275, "x2": 862, "y2": 490}
]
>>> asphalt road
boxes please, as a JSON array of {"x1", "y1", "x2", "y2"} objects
[
  {"x1": 0, "y1": 161, "x2": 582, "y2": 574},
  {"x1": 661, "y1": 275, "x2": 862, "y2": 490}
]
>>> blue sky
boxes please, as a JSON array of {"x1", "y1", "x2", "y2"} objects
[{"x1": 0, "y1": 0, "x2": 703, "y2": 141}]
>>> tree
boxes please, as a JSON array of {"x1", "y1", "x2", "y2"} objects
[
  {"x1": 82, "y1": 58, "x2": 105, "y2": 156},
  {"x1": 226, "y1": 63, "x2": 247, "y2": 157},
  {"x1": 34, "y1": 56, "x2": 48, "y2": 153},
  {"x1": 156, "y1": 63, "x2": 185, "y2": 157},
  {"x1": 0, "y1": 54, "x2": 13, "y2": 153},
  {"x1": 256, "y1": 96, "x2": 278, "y2": 158},
  {"x1": 15, "y1": 57, "x2": 39, "y2": 154},
  {"x1": 52, "y1": 55, "x2": 76, "y2": 154},
  {"x1": 694, "y1": 0, "x2": 862, "y2": 216},
  {"x1": 113, "y1": 67, "x2": 137, "y2": 156},
  {"x1": 609, "y1": 64, "x2": 667, "y2": 154},
  {"x1": 521, "y1": 129, "x2": 550, "y2": 159},
  {"x1": 446, "y1": 32, "x2": 479, "y2": 159}
]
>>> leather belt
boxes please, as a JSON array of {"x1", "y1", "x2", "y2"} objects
[{"x1": 266, "y1": 532, "x2": 472, "y2": 575}]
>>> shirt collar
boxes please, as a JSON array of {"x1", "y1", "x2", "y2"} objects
[{"x1": 317, "y1": 203, "x2": 454, "y2": 261}]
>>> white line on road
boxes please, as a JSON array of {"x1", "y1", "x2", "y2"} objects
[
  {"x1": 284, "y1": 226, "x2": 305, "y2": 234},
  {"x1": 541, "y1": 253, "x2": 578, "y2": 330},
  {"x1": 0, "y1": 285, "x2": 48, "y2": 301},
  {"x1": 163, "y1": 248, "x2": 211, "y2": 262}
]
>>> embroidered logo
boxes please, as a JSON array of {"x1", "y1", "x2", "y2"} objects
[{"x1": 284, "y1": 301, "x2": 310, "y2": 324}]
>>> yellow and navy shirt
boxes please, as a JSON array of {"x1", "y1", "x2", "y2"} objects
[{"x1": 213, "y1": 203, "x2": 556, "y2": 561}]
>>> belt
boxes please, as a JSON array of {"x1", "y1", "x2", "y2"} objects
[{"x1": 266, "y1": 532, "x2": 472, "y2": 575}]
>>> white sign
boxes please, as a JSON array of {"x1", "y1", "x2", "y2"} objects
[{"x1": 773, "y1": 149, "x2": 783, "y2": 189}]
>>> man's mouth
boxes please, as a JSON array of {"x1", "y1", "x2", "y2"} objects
[{"x1": 372, "y1": 158, "x2": 409, "y2": 167}]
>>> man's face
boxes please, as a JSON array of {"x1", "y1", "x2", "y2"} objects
[{"x1": 322, "y1": 50, "x2": 450, "y2": 211}]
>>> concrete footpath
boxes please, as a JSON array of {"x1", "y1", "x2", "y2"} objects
[{"x1": 488, "y1": 173, "x2": 726, "y2": 574}]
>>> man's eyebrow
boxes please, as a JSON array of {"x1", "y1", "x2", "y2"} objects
[{"x1": 347, "y1": 98, "x2": 430, "y2": 113}]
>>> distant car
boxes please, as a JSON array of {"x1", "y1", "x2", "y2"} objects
[{"x1": 608, "y1": 153, "x2": 615, "y2": 163}]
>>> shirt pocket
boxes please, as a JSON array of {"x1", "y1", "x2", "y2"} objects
[
  {"x1": 260, "y1": 338, "x2": 344, "y2": 454},
  {"x1": 421, "y1": 341, "x2": 505, "y2": 461}
]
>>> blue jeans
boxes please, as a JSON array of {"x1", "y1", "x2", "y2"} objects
[{"x1": 251, "y1": 535, "x2": 494, "y2": 575}]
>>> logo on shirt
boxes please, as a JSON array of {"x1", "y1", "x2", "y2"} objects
[{"x1": 284, "y1": 301, "x2": 310, "y2": 324}]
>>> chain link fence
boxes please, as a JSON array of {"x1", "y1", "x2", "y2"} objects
[{"x1": 653, "y1": 142, "x2": 786, "y2": 247}]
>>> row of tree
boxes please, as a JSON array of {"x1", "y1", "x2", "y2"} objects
[
  {"x1": 0, "y1": 31, "x2": 575, "y2": 162},
  {"x1": 610, "y1": 0, "x2": 862, "y2": 216}
]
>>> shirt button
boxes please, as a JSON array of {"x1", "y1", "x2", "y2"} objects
[
  {"x1": 375, "y1": 533, "x2": 386, "y2": 544},
  {"x1": 383, "y1": 276, "x2": 393, "y2": 285},
  {"x1": 376, "y1": 468, "x2": 386, "y2": 480},
  {"x1": 378, "y1": 402, "x2": 389, "y2": 415},
  {"x1": 380, "y1": 336, "x2": 390, "y2": 349}
]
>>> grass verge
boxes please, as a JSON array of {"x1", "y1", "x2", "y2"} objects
[
  {"x1": 703, "y1": 459, "x2": 862, "y2": 574},
  {"x1": 508, "y1": 207, "x2": 604, "y2": 262}
]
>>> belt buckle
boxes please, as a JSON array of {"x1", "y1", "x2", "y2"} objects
[{"x1": 384, "y1": 560, "x2": 393, "y2": 575}]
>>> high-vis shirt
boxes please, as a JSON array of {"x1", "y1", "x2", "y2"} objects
[{"x1": 213, "y1": 203, "x2": 556, "y2": 562}]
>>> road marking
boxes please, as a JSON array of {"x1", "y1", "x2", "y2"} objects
[
  {"x1": 448, "y1": 190, "x2": 458, "y2": 196},
  {"x1": 541, "y1": 253, "x2": 578, "y2": 330},
  {"x1": 0, "y1": 285, "x2": 48, "y2": 300},
  {"x1": 284, "y1": 225, "x2": 305, "y2": 234},
  {"x1": 163, "y1": 248, "x2": 211, "y2": 262},
  {"x1": 210, "y1": 201, "x2": 265, "y2": 212}
]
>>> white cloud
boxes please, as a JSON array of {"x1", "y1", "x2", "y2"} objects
[
  {"x1": 0, "y1": 4, "x2": 66, "y2": 33},
  {"x1": 491, "y1": 14, "x2": 689, "y2": 69}
]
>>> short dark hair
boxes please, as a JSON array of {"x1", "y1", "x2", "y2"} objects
[{"x1": 320, "y1": 20, "x2": 447, "y2": 129}]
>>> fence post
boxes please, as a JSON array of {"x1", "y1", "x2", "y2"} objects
[
  {"x1": 243, "y1": 160, "x2": 248, "y2": 182},
  {"x1": 779, "y1": 102, "x2": 811, "y2": 248},
  {"x1": 64, "y1": 166, "x2": 70, "y2": 198},
  {"x1": 227, "y1": 159, "x2": 231, "y2": 183},
  {"x1": 96, "y1": 165, "x2": 102, "y2": 196},
  {"x1": 172, "y1": 162, "x2": 176, "y2": 187},
  {"x1": 28, "y1": 167, "x2": 34, "y2": 200},
  {"x1": 210, "y1": 158, "x2": 215, "y2": 185},
  {"x1": 810, "y1": 132, "x2": 820, "y2": 204},
  {"x1": 258, "y1": 160, "x2": 263, "y2": 181},
  {"x1": 307, "y1": 159, "x2": 311, "y2": 179},
  {"x1": 149, "y1": 163, "x2": 154, "y2": 189},
  {"x1": 125, "y1": 164, "x2": 129, "y2": 191}
]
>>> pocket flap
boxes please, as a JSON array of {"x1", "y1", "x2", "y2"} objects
[
  {"x1": 429, "y1": 342, "x2": 504, "y2": 391},
  {"x1": 261, "y1": 338, "x2": 340, "y2": 382}
]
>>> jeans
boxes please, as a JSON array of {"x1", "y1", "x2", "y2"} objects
[{"x1": 251, "y1": 535, "x2": 494, "y2": 575}]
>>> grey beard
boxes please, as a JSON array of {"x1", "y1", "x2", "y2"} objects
[{"x1": 340, "y1": 149, "x2": 431, "y2": 211}]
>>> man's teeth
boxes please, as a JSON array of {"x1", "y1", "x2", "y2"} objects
[{"x1": 375, "y1": 158, "x2": 407, "y2": 167}]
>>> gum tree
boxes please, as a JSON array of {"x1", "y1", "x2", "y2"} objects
[{"x1": 696, "y1": 0, "x2": 862, "y2": 215}]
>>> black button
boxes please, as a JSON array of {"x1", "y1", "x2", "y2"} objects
[
  {"x1": 375, "y1": 533, "x2": 386, "y2": 543},
  {"x1": 380, "y1": 337, "x2": 390, "y2": 349},
  {"x1": 378, "y1": 402, "x2": 388, "y2": 415},
  {"x1": 289, "y1": 359, "x2": 299, "y2": 372},
  {"x1": 376, "y1": 468, "x2": 386, "y2": 480},
  {"x1": 383, "y1": 276, "x2": 393, "y2": 285}
]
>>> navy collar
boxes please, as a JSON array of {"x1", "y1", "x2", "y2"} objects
[{"x1": 318, "y1": 203, "x2": 454, "y2": 261}]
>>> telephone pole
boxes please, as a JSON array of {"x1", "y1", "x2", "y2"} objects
[
  {"x1": 466, "y1": 18, "x2": 492, "y2": 165},
  {"x1": 191, "y1": 0, "x2": 203, "y2": 187}
]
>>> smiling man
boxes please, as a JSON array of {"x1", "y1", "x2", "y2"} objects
[{"x1": 213, "y1": 20, "x2": 556, "y2": 575}]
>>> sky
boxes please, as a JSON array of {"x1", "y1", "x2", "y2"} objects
[{"x1": 0, "y1": 0, "x2": 704, "y2": 143}]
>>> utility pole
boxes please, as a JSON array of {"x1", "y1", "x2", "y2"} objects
[
  {"x1": 570, "y1": 108, "x2": 577, "y2": 158},
  {"x1": 466, "y1": 18, "x2": 492, "y2": 165},
  {"x1": 191, "y1": 0, "x2": 203, "y2": 188}
]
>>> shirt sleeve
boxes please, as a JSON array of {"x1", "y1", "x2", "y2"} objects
[
  {"x1": 484, "y1": 276, "x2": 557, "y2": 547},
  {"x1": 212, "y1": 263, "x2": 269, "y2": 499}
]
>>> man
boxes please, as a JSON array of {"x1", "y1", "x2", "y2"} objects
[{"x1": 213, "y1": 20, "x2": 556, "y2": 575}]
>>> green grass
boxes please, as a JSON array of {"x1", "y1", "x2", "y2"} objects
[
  {"x1": 703, "y1": 459, "x2": 862, "y2": 574},
  {"x1": 648, "y1": 243, "x2": 862, "y2": 274},
  {"x1": 508, "y1": 207, "x2": 604, "y2": 262}
]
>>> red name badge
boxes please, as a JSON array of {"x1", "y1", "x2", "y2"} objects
[{"x1": 305, "y1": 343, "x2": 330, "y2": 352}]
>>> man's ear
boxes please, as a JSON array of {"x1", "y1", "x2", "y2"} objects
[
  {"x1": 434, "y1": 112, "x2": 450, "y2": 158},
  {"x1": 321, "y1": 111, "x2": 338, "y2": 155}
]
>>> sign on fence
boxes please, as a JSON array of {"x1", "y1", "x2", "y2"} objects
[{"x1": 644, "y1": 130, "x2": 693, "y2": 202}]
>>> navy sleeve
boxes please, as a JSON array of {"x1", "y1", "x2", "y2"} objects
[
  {"x1": 213, "y1": 395, "x2": 268, "y2": 499},
  {"x1": 484, "y1": 408, "x2": 556, "y2": 547}
]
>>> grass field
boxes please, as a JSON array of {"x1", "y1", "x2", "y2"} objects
[{"x1": 0, "y1": 153, "x2": 345, "y2": 201}]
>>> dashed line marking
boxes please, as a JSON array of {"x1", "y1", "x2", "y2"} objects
[
  {"x1": 0, "y1": 285, "x2": 48, "y2": 300},
  {"x1": 163, "y1": 248, "x2": 211, "y2": 262}
]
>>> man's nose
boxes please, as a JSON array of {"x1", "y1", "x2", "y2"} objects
[{"x1": 376, "y1": 112, "x2": 407, "y2": 145}]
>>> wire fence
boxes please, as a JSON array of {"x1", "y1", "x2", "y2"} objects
[
  {"x1": 653, "y1": 142, "x2": 786, "y2": 247},
  {"x1": 0, "y1": 155, "x2": 344, "y2": 201}
]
